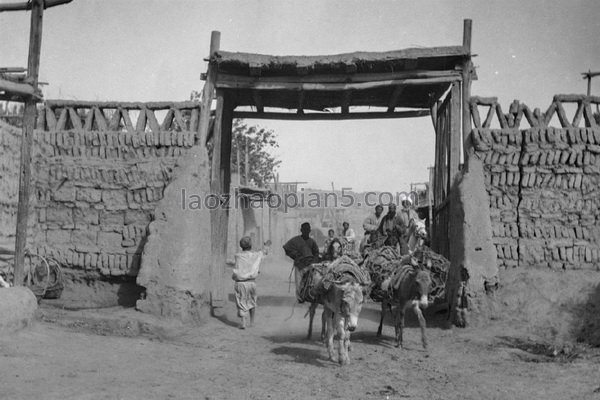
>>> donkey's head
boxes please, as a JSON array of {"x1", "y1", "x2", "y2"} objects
[
  {"x1": 338, "y1": 281, "x2": 365, "y2": 332},
  {"x1": 412, "y1": 268, "x2": 432, "y2": 309}
]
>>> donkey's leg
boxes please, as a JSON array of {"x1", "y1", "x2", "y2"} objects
[
  {"x1": 377, "y1": 300, "x2": 386, "y2": 337},
  {"x1": 413, "y1": 303, "x2": 428, "y2": 349},
  {"x1": 324, "y1": 308, "x2": 335, "y2": 362},
  {"x1": 320, "y1": 308, "x2": 327, "y2": 342},
  {"x1": 307, "y1": 302, "x2": 317, "y2": 340},
  {"x1": 394, "y1": 304, "x2": 406, "y2": 348},
  {"x1": 336, "y1": 315, "x2": 349, "y2": 365}
]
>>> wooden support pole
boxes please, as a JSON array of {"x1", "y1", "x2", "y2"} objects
[
  {"x1": 449, "y1": 82, "x2": 461, "y2": 185},
  {"x1": 198, "y1": 31, "x2": 220, "y2": 144},
  {"x1": 210, "y1": 90, "x2": 233, "y2": 313},
  {"x1": 14, "y1": 0, "x2": 44, "y2": 286},
  {"x1": 462, "y1": 19, "x2": 473, "y2": 168}
]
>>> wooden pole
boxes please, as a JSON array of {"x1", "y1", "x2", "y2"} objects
[
  {"x1": 244, "y1": 137, "x2": 249, "y2": 185},
  {"x1": 13, "y1": 0, "x2": 44, "y2": 286},
  {"x1": 209, "y1": 89, "x2": 233, "y2": 313},
  {"x1": 462, "y1": 19, "x2": 473, "y2": 169},
  {"x1": 449, "y1": 81, "x2": 461, "y2": 185},
  {"x1": 198, "y1": 31, "x2": 220, "y2": 145}
]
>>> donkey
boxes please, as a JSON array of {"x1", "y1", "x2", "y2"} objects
[
  {"x1": 377, "y1": 263, "x2": 432, "y2": 349},
  {"x1": 306, "y1": 239, "x2": 343, "y2": 340},
  {"x1": 322, "y1": 280, "x2": 365, "y2": 365}
]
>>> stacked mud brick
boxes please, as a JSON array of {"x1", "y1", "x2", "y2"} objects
[
  {"x1": 27, "y1": 102, "x2": 200, "y2": 278},
  {"x1": 473, "y1": 125, "x2": 600, "y2": 270},
  {"x1": 0, "y1": 121, "x2": 20, "y2": 239}
]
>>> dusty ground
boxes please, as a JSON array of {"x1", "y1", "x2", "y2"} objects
[{"x1": 1, "y1": 257, "x2": 600, "y2": 400}]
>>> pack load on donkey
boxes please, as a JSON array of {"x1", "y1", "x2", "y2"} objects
[
  {"x1": 363, "y1": 245, "x2": 450, "y2": 304},
  {"x1": 298, "y1": 255, "x2": 371, "y2": 304}
]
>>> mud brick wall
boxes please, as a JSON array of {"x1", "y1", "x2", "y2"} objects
[
  {"x1": 0, "y1": 121, "x2": 20, "y2": 239},
  {"x1": 472, "y1": 126, "x2": 600, "y2": 270},
  {"x1": 26, "y1": 101, "x2": 201, "y2": 279}
]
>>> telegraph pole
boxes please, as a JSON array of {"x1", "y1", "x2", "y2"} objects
[{"x1": 582, "y1": 70, "x2": 600, "y2": 96}]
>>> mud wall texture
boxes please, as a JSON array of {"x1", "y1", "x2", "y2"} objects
[
  {"x1": 470, "y1": 95, "x2": 600, "y2": 271},
  {"x1": 25, "y1": 101, "x2": 202, "y2": 281},
  {"x1": 0, "y1": 120, "x2": 20, "y2": 240}
]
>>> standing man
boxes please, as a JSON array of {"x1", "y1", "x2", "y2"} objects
[
  {"x1": 283, "y1": 222, "x2": 320, "y2": 303},
  {"x1": 342, "y1": 221, "x2": 356, "y2": 253},
  {"x1": 378, "y1": 203, "x2": 409, "y2": 255},
  {"x1": 361, "y1": 204, "x2": 384, "y2": 252}
]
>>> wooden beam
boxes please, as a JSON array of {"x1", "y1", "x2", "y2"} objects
[
  {"x1": 14, "y1": 0, "x2": 44, "y2": 287},
  {"x1": 233, "y1": 109, "x2": 430, "y2": 120},
  {"x1": 387, "y1": 86, "x2": 405, "y2": 112},
  {"x1": 449, "y1": 82, "x2": 461, "y2": 186},
  {"x1": 0, "y1": 78, "x2": 40, "y2": 98},
  {"x1": 210, "y1": 90, "x2": 233, "y2": 313},
  {"x1": 463, "y1": 19, "x2": 472, "y2": 52},
  {"x1": 0, "y1": 0, "x2": 72, "y2": 12},
  {"x1": 45, "y1": 99, "x2": 200, "y2": 110},
  {"x1": 216, "y1": 69, "x2": 462, "y2": 86},
  {"x1": 198, "y1": 31, "x2": 220, "y2": 145},
  {"x1": 216, "y1": 75, "x2": 460, "y2": 91},
  {"x1": 462, "y1": 60, "x2": 473, "y2": 166}
]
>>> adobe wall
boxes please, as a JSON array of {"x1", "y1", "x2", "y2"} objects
[
  {"x1": 0, "y1": 101, "x2": 210, "y2": 312},
  {"x1": 470, "y1": 96, "x2": 600, "y2": 271}
]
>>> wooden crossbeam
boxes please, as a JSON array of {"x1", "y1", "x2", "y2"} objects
[
  {"x1": 233, "y1": 110, "x2": 429, "y2": 120},
  {"x1": 0, "y1": 0, "x2": 72, "y2": 12},
  {"x1": 216, "y1": 76, "x2": 459, "y2": 91},
  {"x1": 45, "y1": 99, "x2": 200, "y2": 110},
  {"x1": 0, "y1": 78, "x2": 39, "y2": 98},
  {"x1": 216, "y1": 69, "x2": 462, "y2": 85}
]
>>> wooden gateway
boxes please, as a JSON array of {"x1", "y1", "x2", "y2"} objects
[{"x1": 199, "y1": 20, "x2": 476, "y2": 311}]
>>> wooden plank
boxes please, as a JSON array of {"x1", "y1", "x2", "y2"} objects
[
  {"x1": 572, "y1": 101, "x2": 584, "y2": 127},
  {"x1": 121, "y1": 108, "x2": 135, "y2": 132},
  {"x1": 135, "y1": 108, "x2": 147, "y2": 132},
  {"x1": 470, "y1": 102, "x2": 481, "y2": 128},
  {"x1": 173, "y1": 108, "x2": 187, "y2": 130},
  {"x1": 543, "y1": 102, "x2": 557, "y2": 127},
  {"x1": 462, "y1": 59, "x2": 472, "y2": 157},
  {"x1": 215, "y1": 75, "x2": 460, "y2": 91},
  {"x1": 14, "y1": 0, "x2": 43, "y2": 287},
  {"x1": 463, "y1": 19, "x2": 472, "y2": 52},
  {"x1": 387, "y1": 86, "x2": 405, "y2": 113},
  {"x1": 494, "y1": 102, "x2": 508, "y2": 128},
  {"x1": 583, "y1": 102, "x2": 598, "y2": 128},
  {"x1": 160, "y1": 109, "x2": 175, "y2": 130},
  {"x1": 215, "y1": 69, "x2": 462, "y2": 85},
  {"x1": 55, "y1": 107, "x2": 67, "y2": 130},
  {"x1": 93, "y1": 107, "x2": 108, "y2": 131},
  {"x1": 68, "y1": 107, "x2": 83, "y2": 130},
  {"x1": 108, "y1": 108, "x2": 121, "y2": 131},
  {"x1": 482, "y1": 105, "x2": 495, "y2": 128},
  {"x1": 145, "y1": 108, "x2": 161, "y2": 133},
  {"x1": 232, "y1": 110, "x2": 430, "y2": 120},
  {"x1": 555, "y1": 101, "x2": 571, "y2": 128},
  {"x1": 83, "y1": 108, "x2": 94, "y2": 131}
]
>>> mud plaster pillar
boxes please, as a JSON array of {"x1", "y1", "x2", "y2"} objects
[
  {"x1": 136, "y1": 145, "x2": 212, "y2": 322},
  {"x1": 447, "y1": 155, "x2": 498, "y2": 326}
]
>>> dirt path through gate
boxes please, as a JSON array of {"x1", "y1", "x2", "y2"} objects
[{"x1": 1, "y1": 256, "x2": 600, "y2": 400}]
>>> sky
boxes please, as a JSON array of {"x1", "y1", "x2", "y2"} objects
[{"x1": 2, "y1": 0, "x2": 600, "y2": 193}]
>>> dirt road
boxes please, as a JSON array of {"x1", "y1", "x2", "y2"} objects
[{"x1": 1, "y1": 257, "x2": 599, "y2": 400}]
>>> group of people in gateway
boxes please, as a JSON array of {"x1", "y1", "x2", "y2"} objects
[
  {"x1": 229, "y1": 198, "x2": 420, "y2": 329},
  {"x1": 283, "y1": 198, "x2": 419, "y2": 303}
]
